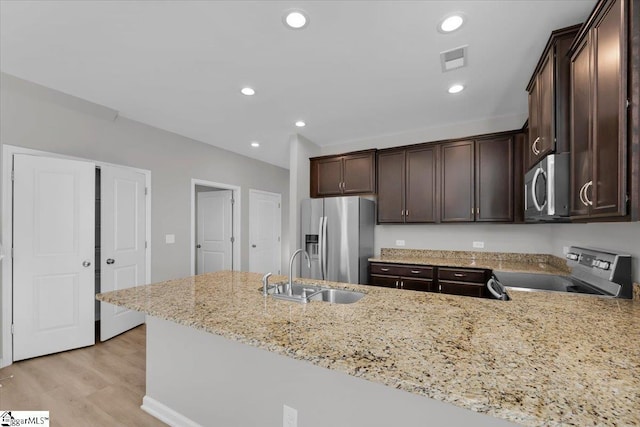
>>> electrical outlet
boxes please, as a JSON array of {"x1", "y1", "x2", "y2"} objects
[
  {"x1": 395, "y1": 240, "x2": 405, "y2": 247},
  {"x1": 283, "y1": 405, "x2": 298, "y2": 427},
  {"x1": 165, "y1": 234, "x2": 175, "y2": 244},
  {"x1": 472, "y1": 241, "x2": 484, "y2": 249}
]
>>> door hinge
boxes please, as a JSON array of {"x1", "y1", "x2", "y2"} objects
[
  {"x1": 145, "y1": 187, "x2": 148, "y2": 196},
  {"x1": 11, "y1": 324, "x2": 14, "y2": 334},
  {"x1": 230, "y1": 236, "x2": 235, "y2": 243},
  {"x1": 11, "y1": 248, "x2": 14, "y2": 258},
  {"x1": 278, "y1": 203, "x2": 280, "y2": 209},
  {"x1": 231, "y1": 198, "x2": 235, "y2": 205},
  {"x1": 278, "y1": 236, "x2": 280, "y2": 242},
  {"x1": 11, "y1": 170, "x2": 14, "y2": 181},
  {"x1": 145, "y1": 241, "x2": 148, "y2": 249}
]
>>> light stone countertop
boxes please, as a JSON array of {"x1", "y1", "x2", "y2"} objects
[{"x1": 97, "y1": 270, "x2": 640, "y2": 427}]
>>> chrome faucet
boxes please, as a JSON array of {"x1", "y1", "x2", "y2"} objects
[
  {"x1": 262, "y1": 272, "x2": 273, "y2": 296},
  {"x1": 288, "y1": 249, "x2": 310, "y2": 296}
]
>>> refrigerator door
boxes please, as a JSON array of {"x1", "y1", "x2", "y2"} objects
[
  {"x1": 300, "y1": 198, "x2": 323, "y2": 280},
  {"x1": 324, "y1": 197, "x2": 360, "y2": 283}
]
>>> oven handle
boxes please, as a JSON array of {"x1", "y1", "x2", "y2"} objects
[
  {"x1": 487, "y1": 277, "x2": 509, "y2": 300},
  {"x1": 531, "y1": 167, "x2": 546, "y2": 212}
]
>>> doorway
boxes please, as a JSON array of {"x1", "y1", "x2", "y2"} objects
[
  {"x1": 1, "y1": 145, "x2": 151, "y2": 366},
  {"x1": 190, "y1": 179, "x2": 241, "y2": 275},
  {"x1": 249, "y1": 189, "x2": 282, "y2": 275}
]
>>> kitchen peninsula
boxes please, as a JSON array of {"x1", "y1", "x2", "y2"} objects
[{"x1": 97, "y1": 270, "x2": 640, "y2": 427}]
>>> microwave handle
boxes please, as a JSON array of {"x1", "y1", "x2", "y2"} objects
[{"x1": 531, "y1": 167, "x2": 546, "y2": 212}]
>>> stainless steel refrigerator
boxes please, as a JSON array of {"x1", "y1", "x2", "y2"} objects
[{"x1": 300, "y1": 197, "x2": 374, "y2": 284}]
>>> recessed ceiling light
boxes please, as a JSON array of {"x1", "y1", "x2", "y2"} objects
[
  {"x1": 295, "y1": 120, "x2": 306, "y2": 127},
  {"x1": 284, "y1": 10, "x2": 309, "y2": 29},
  {"x1": 241, "y1": 87, "x2": 255, "y2": 96},
  {"x1": 251, "y1": 142, "x2": 260, "y2": 148},
  {"x1": 438, "y1": 14, "x2": 465, "y2": 33},
  {"x1": 448, "y1": 84, "x2": 465, "y2": 94}
]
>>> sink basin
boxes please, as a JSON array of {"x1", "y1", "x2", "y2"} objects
[
  {"x1": 260, "y1": 282, "x2": 364, "y2": 304},
  {"x1": 308, "y1": 288, "x2": 365, "y2": 304}
]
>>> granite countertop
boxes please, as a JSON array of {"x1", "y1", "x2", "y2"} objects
[
  {"x1": 369, "y1": 248, "x2": 572, "y2": 275},
  {"x1": 97, "y1": 270, "x2": 640, "y2": 427}
]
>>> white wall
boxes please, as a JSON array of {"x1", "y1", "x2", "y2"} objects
[
  {"x1": 288, "y1": 133, "x2": 320, "y2": 274},
  {"x1": 0, "y1": 73, "x2": 290, "y2": 280}
]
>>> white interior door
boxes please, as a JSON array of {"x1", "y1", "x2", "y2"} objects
[
  {"x1": 249, "y1": 190, "x2": 281, "y2": 274},
  {"x1": 13, "y1": 154, "x2": 95, "y2": 361},
  {"x1": 100, "y1": 165, "x2": 146, "y2": 341},
  {"x1": 197, "y1": 190, "x2": 233, "y2": 274}
]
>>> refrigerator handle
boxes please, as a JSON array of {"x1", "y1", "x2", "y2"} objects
[
  {"x1": 318, "y1": 216, "x2": 325, "y2": 280},
  {"x1": 321, "y1": 216, "x2": 328, "y2": 280}
]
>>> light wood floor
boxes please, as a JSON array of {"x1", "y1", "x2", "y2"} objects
[{"x1": 0, "y1": 325, "x2": 167, "y2": 426}]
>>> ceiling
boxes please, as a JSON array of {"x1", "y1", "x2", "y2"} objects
[{"x1": 0, "y1": 0, "x2": 596, "y2": 169}]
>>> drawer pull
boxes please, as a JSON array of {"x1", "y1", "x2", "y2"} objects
[
  {"x1": 410, "y1": 270, "x2": 421, "y2": 274},
  {"x1": 380, "y1": 268, "x2": 390, "y2": 272},
  {"x1": 453, "y1": 273, "x2": 466, "y2": 277}
]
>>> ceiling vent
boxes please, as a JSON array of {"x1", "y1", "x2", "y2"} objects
[{"x1": 440, "y1": 45, "x2": 468, "y2": 72}]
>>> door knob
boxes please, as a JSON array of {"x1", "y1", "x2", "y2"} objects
[
  {"x1": 106, "y1": 258, "x2": 115, "y2": 265},
  {"x1": 196, "y1": 244, "x2": 202, "y2": 249},
  {"x1": 82, "y1": 260, "x2": 91, "y2": 267}
]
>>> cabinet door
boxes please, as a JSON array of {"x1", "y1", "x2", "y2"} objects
[
  {"x1": 591, "y1": 0, "x2": 626, "y2": 217},
  {"x1": 441, "y1": 141, "x2": 474, "y2": 222},
  {"x1": 377, "y1": 150, "x2": 406, "y2": 223},
  {"x1": 342, "y1": 151, "x2": 375, "y2": 195},
  {"x1": 314, "y1": 157, "x2": 343, "y2": 197},
  {"x1": 401, "y1": 278, "x2": 434, "y2": 292},
  {"x1": 439, "y1": 281, "x2": 485, "y2": 298},
  {"x1": 405, "y1": 146, "x2": 438, "y2": 223},
  {"x1": 537, "y1": 50, "x2": 555, "y2": 158},
  {"x1": 475, "y1": 137, "x2": 513, "y2": 222},
  {"x1": 369, "y1": 275, "x2": 398, "y2": 288},
  {"x1": 527, "y1": 81, "x2": 540, "y2": 170},
  {"x1": 570, "y1": 36, "x2": 592, "y2": 217}
]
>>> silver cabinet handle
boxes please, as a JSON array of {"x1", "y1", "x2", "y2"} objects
[
  {"x1": 380, "y1": 267, "x2": 390, "y2": 272},
  {"x1": 454, "y1": 273, "x2": 466, "y2": 277},
  {"x1": 400, "y1": 281, "x2": 404, "y2": 289},
  {"x1": 410, "y1": 270, "x2": 421, "y2": 274},
  {"x1": 82, "y1": 260, "x2": 91, "y2": 267},
  {"x1": 106, "y1": 258, "x2": 115, "y2": 265},
  {"x1": 532, "y1": 137, "x2": 541, "y2": 155},
  {"x1": 584, "y1": 180, "x2": 593, "y2": 206},
  {"x1": 579, "y1": 182, "x2": 589, "y2": 207}
]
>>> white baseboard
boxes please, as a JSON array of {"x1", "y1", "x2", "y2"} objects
[{"x1": 141, "y1": 395, "x2": 201, "y2": 427}]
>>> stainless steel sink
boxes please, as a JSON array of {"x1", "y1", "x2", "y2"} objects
[{"x1": 260, "y1": 282, "x2": 364, "y2": 304}]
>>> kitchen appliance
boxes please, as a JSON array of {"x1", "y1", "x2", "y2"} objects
[
  {"x1": 300, "y1": 197, "x2": 374, "y2": 284},
  {"x1": 524, "y1": 153, "x2": 570, "y2": 221},
  {"x1": 493, "y1": 246, "x2": 633, "y2": 299}
]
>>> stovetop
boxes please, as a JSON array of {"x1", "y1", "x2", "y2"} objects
[{"x1": 493, "y1": 246, "x2": 632, "y2": 299}]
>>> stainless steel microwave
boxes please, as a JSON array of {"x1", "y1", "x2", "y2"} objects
[{"x1": 524, "y1": 153, "x2": 570, "y2": 221}]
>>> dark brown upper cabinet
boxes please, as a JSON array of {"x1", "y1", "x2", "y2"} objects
[
  {"x1": 441, "y1": 136, "x2": 515, "y2": 223},
  {"x1": 476, "y1": 136, "x2": 514, "y2": 222},
  {"x1": 526, "y1": 25, "x2": 581, "y2": 171},
  {"x1": 310, "y1": 150, "x2": 375, "y2": 198},
  {"x1": 569, "y1": 0, "x2": 628, "y2": 219},
  {"x1": 440, "y1": 140, "x2": 474, "y2": 222},
  {"x1": 377, "y1": 145, "x2": 438, "y2": 224}
]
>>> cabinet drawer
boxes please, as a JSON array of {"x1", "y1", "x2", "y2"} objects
[
  {"x1": 397, "y1": 265, "x2": 434, "y2": 279},
  {"x1": 401, "y1": 278, "x2": 435, "y2": 292},
  {"x1": 440, "y1": 281, "x2": 485, "y2": 298},
  {"x1": 438, "y1": 268, "x2": 487, "y2": 283},
  {"x1": 370, "y1": 263, "x2": 403, "y2": 276}
]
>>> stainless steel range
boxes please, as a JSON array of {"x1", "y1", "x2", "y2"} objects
[{"x1": 491, "y1": 246, "x2": 633, "y2": 299}]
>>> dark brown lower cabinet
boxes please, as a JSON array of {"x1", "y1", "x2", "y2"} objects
[{"x1": 369, "y1": 263, "x2": 490, "y2": 298}]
